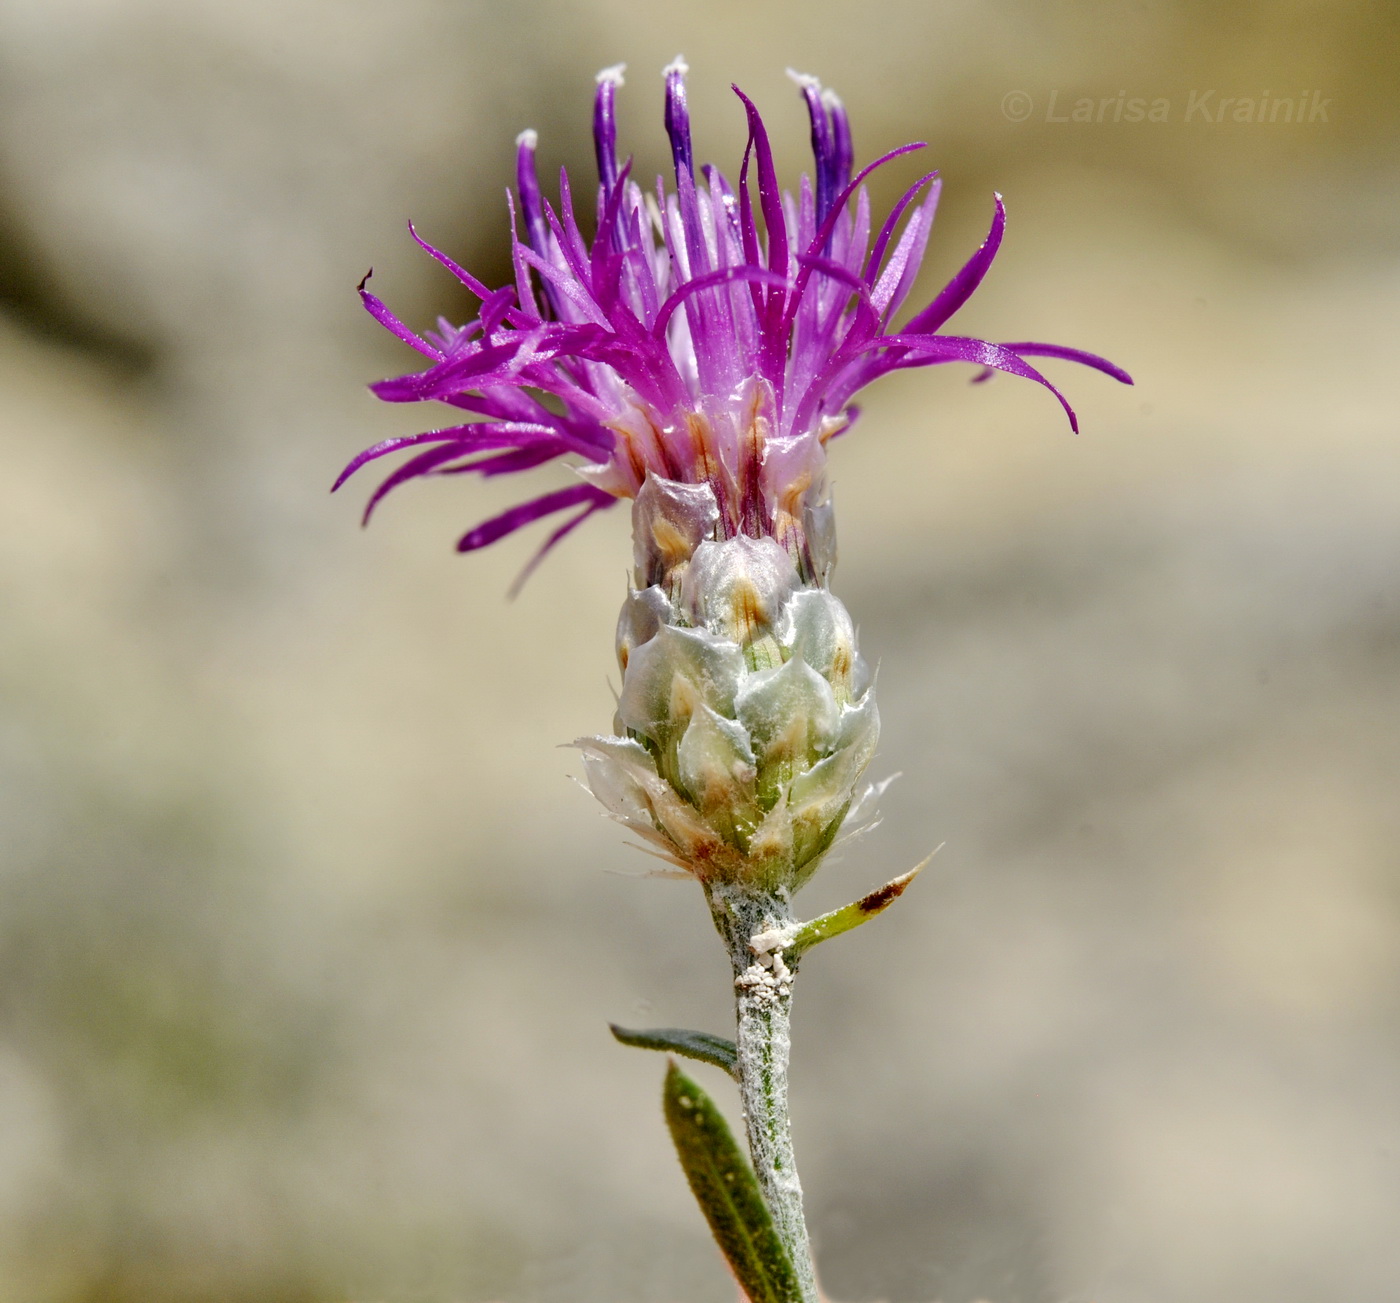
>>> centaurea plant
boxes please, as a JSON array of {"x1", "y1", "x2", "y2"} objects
[{"x1": 340, "y1": 60, "x2": 1130, "y2": 1303}]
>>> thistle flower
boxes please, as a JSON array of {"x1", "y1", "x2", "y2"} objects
[{"x1": 339, "y1": 60, "x2": 1131, "y2": 892}]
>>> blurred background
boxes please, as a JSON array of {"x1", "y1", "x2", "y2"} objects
[{"x1": 1, "y1": 1, "x2": 1397, "y2": 1300}]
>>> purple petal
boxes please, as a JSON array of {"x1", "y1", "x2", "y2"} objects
[
  {"x1": 732, "y1": 86, "x2": 789, "y2": 279},
  {"x1": 735, "y1": 133, "x2": 764, "y2": 272},
  {"x1": 620, "y1": 200, "x2": 662, "y2": 320},
  {"x1": 665, "y1": 62, "x2": 717, "y2": 293},
  {"x1": 789, "y1": 71, "x2": 835, "y2": 222},
  {"x1": 653, "y1": 264, "x2": 789, "y2": 336},
  {"x1": 437, "y1": 443, "x2": 563, "y2": 478},
  {"x1": 357, "y1": 272, "x2": 444, "y2": 360},
  {"x1": 795, "y1": 253, "x2": 877, "y2": 336},
  {"x1": 591, "y1": 156, "x2": 634, "y2": 286},
  {"x1": 503, "y1": 190, "x2": 545, "y2": 320},
  {"x1": 593, "y1": 64, "x2": 624, "y2": 197},
  {"x1": 514, "y1": 243, "x2": 607, "y2": 326},
  {"x1": 881, "y1": 332, "x2": 1080, "y2": 431},
  {"x1": 871, "y1": 182, "x2": 939, "y2": 322},
  {"x1": 407, "y1": 222, "x2": 526, "y2": 330},
  {"x1": 514, "y1": 131, "x2": 553, "y2": 262},
  {"x1": 363, "y1": 442, "x2": 476, "y2": 523},
  {"x1": 788, "y1": 74, "x2": 856, "y2": 227},
  {"x1": 506, "y1": 495, "x2": 615, "y2": 597},
  {"x1": 805, "y1": 141, "x2": 928, "y2": 268},
  {"x1": 456, "y1": 482, "x2": 615, "y2": 552},
  {"x1": 781, "y1": 142, "x2": 928, "y2": 339},
  {"x1": 902, "y1": 193, "x2": 1005, "y2": 335},
  {"x1": 732, "y1": 91, "x2": 792, "y2": 388},
  {"x1": 825, "y1": 87, "x2": 854, "y2": 191},
  {"x1": 664, "y1": 58, "x2": 694, "y2": 180},
  {"x1": 332, "y1": 426, "x2": 544, "y2": 492},
  {"x1": 370, "y1": 339, "x2": 538, "y2": 403},
  {"x1": 866, "y1": 171, "x2": 938, "y2": 285},
  {"x1": 478, "y1": 287, "x2": 517, "y2": 337},
  {"x1": 997, "y1": 342, "x2": 1134, "y2": 385},
  {"x1": 547, "y1": 178, "x2": 595, "y2": 297}
]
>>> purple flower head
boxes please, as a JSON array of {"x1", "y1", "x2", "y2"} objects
[{"x1": 339, "y1": 60, "x2": 1131, "y2": 583}]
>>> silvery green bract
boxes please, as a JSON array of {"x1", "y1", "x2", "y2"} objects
[{"x1": 577, "y1": 472, "x2": 876, "y2": 890}]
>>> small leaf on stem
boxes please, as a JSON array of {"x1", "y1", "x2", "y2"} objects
[
  {"x1": 663, "y1": 1062, "x2": 804, "y2": 1303},
  {"x1": 610, "y1": 1024, "x2": 738, "y2": 1078},
  {"x1": 787, "y1": 853, "x2": 935, "y2": 959}
]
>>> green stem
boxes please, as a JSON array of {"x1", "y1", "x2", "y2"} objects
[{"x1": 705, "y1": 882, "x2": 818, "y2": 1303}]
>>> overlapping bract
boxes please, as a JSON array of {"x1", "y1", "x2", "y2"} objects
[
  {"x1": 579, "y1": 474, "x2": 879, "y2": 890},
  {"x1": 337, "y1": 60, "x2": 1131, "y2": 577}
]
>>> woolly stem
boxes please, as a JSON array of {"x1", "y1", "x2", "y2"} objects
[{"x1": 705, "y1": 881, "x2": 818, "y2": 1303}]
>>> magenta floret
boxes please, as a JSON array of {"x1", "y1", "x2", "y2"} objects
[{"x1": 340, "y1": 60, "x2": 1131, "y2": 577}]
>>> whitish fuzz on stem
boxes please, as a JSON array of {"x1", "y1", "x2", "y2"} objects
[{"x1": 705, "y1": 881, "x2": 818, "y2": 1303}]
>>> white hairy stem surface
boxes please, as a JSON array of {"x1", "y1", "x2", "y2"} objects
[{"x1": 705, "y1": 882, "x2": 818, "y2": 1303}]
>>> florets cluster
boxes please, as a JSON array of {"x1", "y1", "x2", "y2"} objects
[{"x1": 338, "y1": 59, "x2": 1129, "y2": 583}]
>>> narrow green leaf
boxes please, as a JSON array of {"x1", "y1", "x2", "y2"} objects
[
  {"x1": 787, "y1": 854, "x2": 932, "y2": 960},
  {"x1": 662, "y1": 1063, "x2": 802, "y2": 1303},
  {"x1": 609, "y1": 1024, "x2": 738, "y2": 1078}
]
